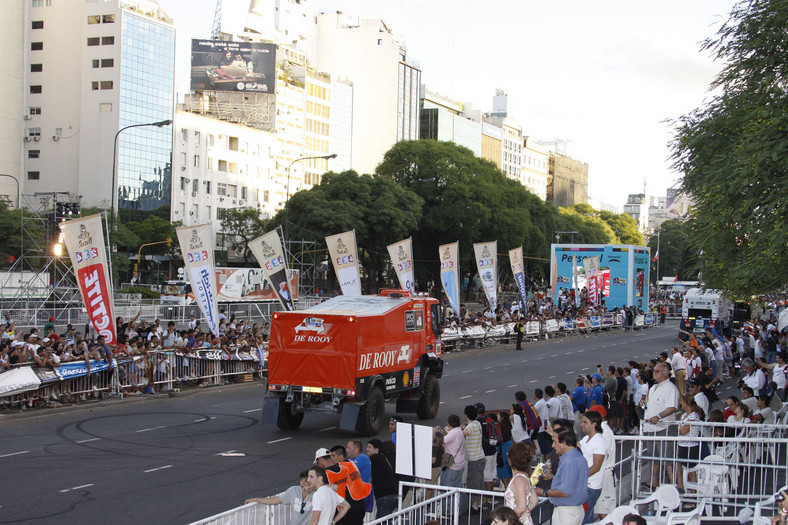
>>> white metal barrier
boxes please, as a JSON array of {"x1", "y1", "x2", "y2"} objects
[{"x1": 190, "y1": 501, "x2": 292, "y2": 525}]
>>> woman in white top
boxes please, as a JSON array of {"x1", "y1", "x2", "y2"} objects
[
  {"x1": 676, "y1": 394, "x2": 704, "y2": 493},
  {"x1": 758, "y1": 352, "x2": 788, "y2": 401},
  {"x1": 510, "y1": 404, "x2": 531, "y2": 444},
  {"x1": 503, "y1": 441, "x2": 537, "y2": 525},
  {"x1": 727, "y1": 400, "x2": 752, "y2": 425}
]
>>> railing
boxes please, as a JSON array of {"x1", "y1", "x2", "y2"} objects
[{"x1": 190, "y1": 501, "x2": 292, "y2": 525}]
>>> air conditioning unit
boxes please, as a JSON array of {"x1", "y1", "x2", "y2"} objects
[
  {"x1": 184, "y1": 178, "x2": 190, "y2": 183},
  {"x1": 52, "y1": 136, "x2": 59, "y2": 141},
  {"x1": 24, "y1": 115, "x2": 32, "y2": 121},
  {"x1": 24, "y1": 137, "x2": 32, "y2": 142},
  {"x1": 181, "y1": 166, "x2": 186, "y2": 171},
  {"x1": 219, "y1": 197, "x2": 224, "y2": 202},
  {"x1": 189, "y1": 211, "x2": 194, "y2": 216},
  {"x1": 232, "y1": 199, "x2": 237, "y2": 204},
  {"x1": 239, "y1": 200, "x2": 245, "y2": 205},
  {"x1": 33, "y1": 136, "x2": 40, "y2": 141},
  {"x1": 192, "y1": 191, "x2": 198, "y2": 197}
]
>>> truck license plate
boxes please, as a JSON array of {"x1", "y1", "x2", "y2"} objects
[{"x1": 302, "y1": 386, "x2": 322, "y2": 393}]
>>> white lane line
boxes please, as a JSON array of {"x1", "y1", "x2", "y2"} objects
[
  {"x1": 484, "y1": 367, "x2": 493, "y2": 370},
  {"x1": 267, "y1": 437, "x2": 293, "y2": 444},
  {"x1": 462, "y1": 370, "x2": 473, "y2": 374},
  {"x1": 582, "y1": 367, "x2": 590, "y2": 371},
  {"x1": 136, "y1": 426, "x2": 166, "y2": 433},
  {"x1": 218, "y1": 450, "x2": 236, "y2": 455},
  {"x1": 565, "y1": 371, "x2": 574, "y2": 375},
  {"x1": 144, "y1": 465, "x2": 173, "y2": 473},
  {"x1": 536, "y1": 357, "x2": 544, "y2": 360},
  {"x1": 59, "y1": 483, "x2": 94, "y2": 493},
  {"x1": 244, "y1": 408, "x2": 263, "y2": 413},
  {"x1": 194, "y1": 418, "x2": 206, "y2": 422},
  {"x1": 440, "y1": 401, "x2": 445, "y2": 404},
  {"x1": 578, "y1": 350, "x2": 585, "y2": 353},
  {"x1": 508, "y1": 384, "x2": 517, "y2": 388},
  {"x1": 319, "y1": 427, "x2": 337, "y2": 432},
  {"x1": 460, "y1": 395, "x2": 472, "y2": 399},
  {"x1": 504, "y1": 363, "x2": 511, "y2": 366},
  {"x1": 529, "y1": 380, "x2": 538, "y2": 383},
  {"x1": 548, "y1": 375, "x2": 556, "y2": 379},
  {"x1": 76, "y1": 438, "x2": 100, "y2": 443},
  {"x1": 0, "y1": 450, "x2": 30, "y2": 458},
  {"x1": 485, "y1": 390, "x2": 495, "y2": 394},
  {"x1": 551, "y1": 354, "x2": 558, "y2": 357}
]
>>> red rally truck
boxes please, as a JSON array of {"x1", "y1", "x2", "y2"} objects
[{"x1": 262, "y1": 289, "x2": 445, "y2": 435}]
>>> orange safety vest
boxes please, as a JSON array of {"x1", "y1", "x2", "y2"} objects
[{"x1": 325, "y1": 461, "x2": 371, "y2": 502}]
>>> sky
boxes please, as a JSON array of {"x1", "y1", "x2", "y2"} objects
[{"x1": 158, "y1": 0, "x2": 739, "y2": 210}]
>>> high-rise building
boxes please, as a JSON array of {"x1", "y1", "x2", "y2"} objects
[
  {"x1": 547, "y1": 152, "x2": 589, "y2": 207},
  {"x1": 419, "y1": 86, "x2": 481, "y2": 157},
  {"x1": 623, "y1": 193, "x2": 648, "y2": 233},
  {"x1": 522, "y1": 139, "x2": 549, "y2": 201},
  {"x1": 0, "y1": 0, "x2": 25, "y2": 207},
  {"x1": 21, "y1": 0, "x2": 175, "y2": 216}
]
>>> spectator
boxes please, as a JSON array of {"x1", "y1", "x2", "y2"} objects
[
  {"x1": 437, "y1": 414, "x2": 465, "y2": 488},
  {"x1": 534, "y1": 427, "x2": 588, "y2": 525},
  {"x1": 462, "y1": 404, "x2": 486, "y2": 512},
  {"x1": 642, "y1": 362, "x2": 680, "y2": 488},
  {"x1": 676, "y1": 394, "x2": 704, "y2": 494},
  {"x1": 308, "y1": 466, "x2": 350, "y2": 525},
  {"x1": 365, "y1": 439, "x2": 398, "y2": 519},
  {"x1": 579, "y1": 410, "x2": 607, "y2": 523},
  {"x1": 245, "y1": 470, "x2": 314, "y2": 525},
  {"x1": 504, "y1": 442, "x2": 537, "y2": 525}
]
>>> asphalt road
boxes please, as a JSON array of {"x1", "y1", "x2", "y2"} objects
[{"x1": 1, "y1": 323, "x2": 731, "y2": 524}]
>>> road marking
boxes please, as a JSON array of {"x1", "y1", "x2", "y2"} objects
[
  {"x1": 194, "y1": 418, "x2": 207, "y2": 422},
  {"x1": 76, "y1": 438, "x2": 100, "y2": 444},
  {"x1": 319, "y1": 427, "x2": 336, "y2": 432},
  {"x1": 0, "y1": 450, "x2": 29, "y2": 458},
  {"x1": 219, "y1": 452, "x2": 246, "y2": 457},
  {"x1": 508, "y1": 384, "x2": 517, "y2": 388},
  {"x1": 460, "y1": 395, "x2": 472, "y2": 399},
  {"x1": 565, "y1": 371, "x2": 574, "y2": 375},
  {"x1": 551, "y1": 354, "x2": 558, "y2": 357},
  {"x1": 136, "y1": 426, "x2": 166, "y2": 433},
  {"x1": 529, "y1": 380, "x2": 538, "y2": 383},
  {"x1": 59, "y1": 483, "x2": 94, "y2": 493},
  {"x1": 440, "y1": 401, "x2": 445, "y2": 404},
  {"x1": 267, "y1": 437, "x2": 293, "y2": 444},
  {"x1": 485, "y1": 390, "x2": 495, "y2": 393},
  {"x1": 484, "y1": 367, "x2": 493, "y2": 370},
  {"x1": 582, "y1": 367, "x2": 590, "y2": 371},
  {"x1": 244, "y1": 408, "x2": 262, "y2": 413},
  {"x1": 578, "y1": 350, "x2": 585, "y2": 353},
  {"x1": 462, "y1": 370, "x2": 472, "y2": 374},
  {"x1": 536, "y1": 357, "x2": 544, "y2": 360},
  {"x1": 144, "y1": 465, "x2": 173, "y2": 473},
  {"x1": 548, "y1": 375, "x2": 556, "y2": 379}
]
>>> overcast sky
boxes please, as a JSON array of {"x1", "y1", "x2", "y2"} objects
[{"x1": 159, "y1": 0, "x2": 738, "y2": 210}]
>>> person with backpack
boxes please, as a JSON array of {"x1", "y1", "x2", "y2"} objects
[
  {"x1": 514, "y1": 391, "x2": 541, "y2": 455},
  {"x1": 462, "y1": 405, "x2": 485, "y2": 513},
  {"x1": 475, "y1": 402, "x2": 502, "y2": 497}
]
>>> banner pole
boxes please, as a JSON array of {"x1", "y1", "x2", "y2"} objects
[{"x1": 103, "y1": 211, "x2": 115, "y2": 291}]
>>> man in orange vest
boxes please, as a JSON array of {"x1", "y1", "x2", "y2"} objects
[{"x1": 314, "y1": 446, "x2": 371, "y2": 525}]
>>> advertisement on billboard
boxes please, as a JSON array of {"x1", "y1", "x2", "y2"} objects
[
  {"x1": 191, "y1": 40, "x2": 275, "y2": 93},
  {"x1": 550, "y1": 245, "x2": 650, "y2": 310},
  {"x1": 215, "y1": 267, "x2": 299, "y2": 303}
]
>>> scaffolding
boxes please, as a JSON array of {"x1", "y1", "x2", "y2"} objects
[
  {"x1": 284, "y1": 236, "x2": 320, "y2": 298},
  {"x1": 184, "y1": 91, "x2": 275, "y2": 131},
  {"x1": 1, "y1": 193, "x2": 85, "y2": 324}
]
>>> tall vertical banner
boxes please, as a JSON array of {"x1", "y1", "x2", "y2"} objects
[
  {"x1": 583, "y1": 255, "x2": 600, "y2": 305},
  {"x1": 387, "y1": 237, "x2": 414, "y2": 292},
  {"x1": 176, "y1": 224, "x2": 221, "y2": 337},
  {"x1": 439, "y1": 242, "x2": 460, "y2": 317},
  {"x1": 474, "y1": 241, "x2": 497, "y2": 312},
  {"x1": 59, "y1": 214, "x2": 117, "y2": 345},
  {"x1": 508, "y1": 246, "x2": 527, "y2": 313},
  {"x1": 326, "y1": 230, "x2": 362, "y2": 296},
  {"x1": 248, "y1": 230, "x2": 295, "y2": 311}
]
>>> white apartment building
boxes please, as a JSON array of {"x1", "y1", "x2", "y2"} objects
[
  {"x1": 0, "y1": 0, "x2": 25, "y2": 206},
  {"x1": 623, "y1": 193, "x2": 649, "y2": 233},
  {"x1": 522, "y1": 138, "x2": 549, "y2": 201},
  {"x1": 21, "y1": 0, "x2": 175, "y2": 214},
  {"x1": 501, "y1": 120, "x2": 523, "y2": 183}
]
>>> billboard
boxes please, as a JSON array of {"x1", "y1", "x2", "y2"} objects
[
  {"x1": 191, "y1": 40, "x2": 275, "y2": 93},
  {"x1": 215, "y1": 267, "x2": 299, "y2": 303},
  {"x1": 550, "y1": 244, "x2": 650, "y2": 310}
]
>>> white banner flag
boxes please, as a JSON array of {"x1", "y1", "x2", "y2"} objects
[
  {"x1": 439, "y1": 242, "x2": 460, "y2": 317},
  {"x1": 583, "y1": 255, "x2": 600, "y2": 305},
  {"x1": 249, "y1": 230, "x2": 295, "y2": 311},
  {"x1": 387, "y1": 237, "x2": 414, "y2": 292},
  {"x1": 509, "y1": 246, "x2": 527, "y2": 313},
  {"x1": 326, "y1": 230, "x2": 362, "y2": 296},
  {"x1": 59, "y1": 214, "x2": 118, "y2": 345},
  {"x1": 474, "y1": 241, "x2": 497, "y2": 311},
  {"x1": 176, "y1": 224, "x2": 221, "y2": 337}
]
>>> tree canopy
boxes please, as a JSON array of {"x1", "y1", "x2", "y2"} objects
[
  {"x1": 219, "y1": 207, "x2": 270, "y2": 263},
  {"x1": 647, "y1": 219, "x2": 701, "y2": 284},
  {"x1": 670, "y1": 0, "x2": 788, "y2": 296}
]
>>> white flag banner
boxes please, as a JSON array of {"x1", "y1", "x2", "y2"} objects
[
  {"x1": 387, "y1": 237, "x2": 414, "y2": 292},
  {"x1": 249, "y1": 230, "x2": 295, "y2": 311},
  {"x1": 326, "y1": 230, "x2": 362, "y2": 296},
  {"x1": 176, "y1": 224, "x2": 221, "y2": 337},
  {"x1": 439, "y1": 242, "x2": 460, "y2": 317},
  {"x1": 509, "y1": 246, "x2": 527, "y2": 313},
  {"x1": 474, "y1": 241, "x2": 498, "y2": 311},
  {"x1": 59, "y1": 214, "x2": 118, "y2": 345}
]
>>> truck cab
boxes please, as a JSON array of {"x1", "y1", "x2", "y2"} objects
[{"x1": 263, "y1": 290, "x2": 445, "y2": 435}]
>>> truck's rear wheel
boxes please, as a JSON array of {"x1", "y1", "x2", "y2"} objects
[
  {"x1": 416, "y1": 374, "x2": 440, "y2": 420},
  {"x1": 276, "y1": 398, "x2": 304, "y2": 430},
  {"x1": 356, "y1": 386, "x2": 385, "y2": 436}
]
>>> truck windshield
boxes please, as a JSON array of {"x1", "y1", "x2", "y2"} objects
[
  {"x1": 431, "y1": 304, "x2": 443, "y2": 338},
  {"x1": 687, "y1": 308, "x2": 712, "y2": 318}
]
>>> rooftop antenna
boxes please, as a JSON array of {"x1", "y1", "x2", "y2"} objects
[{"x1": 211, "y1": 0, "x2": 222, "y2": 39}]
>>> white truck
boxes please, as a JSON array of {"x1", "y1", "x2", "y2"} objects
[{"x1": 681, "y1": 288, "x2": 733, "y2": 334}]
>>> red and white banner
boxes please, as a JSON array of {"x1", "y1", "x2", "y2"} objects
[
  {"x1": 59, "y1": 214, "x2": 117, "y2": 344},
  {"x1": 583, "y1": 256, "x2": 600, "y2": 305},
  {"x1": 249, "y1": 230, "x2": 295, "y2": 311}
]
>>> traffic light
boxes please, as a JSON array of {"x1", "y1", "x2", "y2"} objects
[{"x1": 166, "y1": 237, "x2": 172, "y2": 247}]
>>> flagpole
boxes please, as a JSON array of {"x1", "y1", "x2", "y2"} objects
[{"x1": 656, "y1": 229, "x2": 660, "y2": 285}]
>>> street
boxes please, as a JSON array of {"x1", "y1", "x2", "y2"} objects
[{"x1": 0, "y1": 324, "x2": 696, "y2": 524}]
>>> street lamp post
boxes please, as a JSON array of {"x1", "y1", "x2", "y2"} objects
[
  {"x1": 109, "y1": 119, "x2": 172, "y2": 253},
  {"x1": 284, "y1": 153, "x2": 336, "y2": 239}
]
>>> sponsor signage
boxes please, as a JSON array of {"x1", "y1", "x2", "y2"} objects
[
  {"x1": 190, "y1": 40, "x2": 276, "y2": 93},
  {"x1": 509, "y1": 246, "x2": 527, "y2": 313},
  {"x1": 387, "y1": 238, "x2": 415, "y2": 292},
  {"x1": 176, "y1": 224, "x2": 221, "y2": 336},
  {"x1": 249, "y1": 230, "x2": 295, "y2": 310},
  {"x1": 439, "y1": 242, "x2": 460, "y2": 317},
  {"x1": 326, "y1": 231, "x2": 362, "y2": 296},
  {"x1": 474, "y1": 241, "x2": 497, "y2": 311},
  {"x1": 405, "y1": 310, "x2": 423, "y2": 332}
]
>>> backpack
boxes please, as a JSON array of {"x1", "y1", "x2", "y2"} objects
[
  {"x1": 520, "y1": 400, "x2": 542, "y2": 434},
  {"x1": 601, "y1": 388, "x2": 611, "y2": 410},
  {"x1": 480, "y1": 416, "x2": 502, "y2": 455}
]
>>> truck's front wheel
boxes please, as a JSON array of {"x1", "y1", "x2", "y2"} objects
[
  {"x1": 416, "y1": 374, "x2": 440, "y2": 420},
  {"x1": 276, "y1": 398, "x2": 304, "y2": 430},
  {"x1": 355, "y1": 386, "x2": 385, "y2": 436}
]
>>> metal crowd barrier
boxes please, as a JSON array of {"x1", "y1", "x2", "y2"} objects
[{"x1": 190, "y1": 501, "x2": 292, "y2": 525}]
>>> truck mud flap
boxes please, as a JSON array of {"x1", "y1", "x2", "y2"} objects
[
  {"x1": 396, "y1": 397, "x2": 419, "y2": 413},
  {"x1": 262, "y1": 397, "x2": 280, "y2": 424},
  {"x1": 340, "y1": 403, "x2": 361, "y2": 431}
]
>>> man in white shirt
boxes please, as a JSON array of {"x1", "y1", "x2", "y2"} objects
[
  {"x1": 544, "y1": 385, "x2": 561, "y2": 422},
  {"x1": 642, "y1": 363, "x2": 680, "y2": 488},
  {"x1": 740, "y1": 358, "x2": 766, "y2": 394},
  {"x1": 579, "y1": 410, "x2": 608, "y2": 523},
  {"x1": 687, "y1": 380, "x2": 710, "y2": 417},
  {"x1": 308, "y1": 466, "x2": 349, "y2": 525},
  {"x1": 534, "y1": 388, "x2": 551, "y2": 460},
  {"x1": 670, "y1": 347, "x2": 687, "y2": 395}
]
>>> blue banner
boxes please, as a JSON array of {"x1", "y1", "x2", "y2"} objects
[
  {"x1": 55, "y1": 360, "x2": 111, "y2": 380},
  {"x1": 589, "y1": 316, "x2": 601, "y2": 328},
  {"x1": 563, "y1": 319, "x2": 575, "y2": 331},
  {"x1": 645, "y1": 313, "x2": 655, "y2": 325}
]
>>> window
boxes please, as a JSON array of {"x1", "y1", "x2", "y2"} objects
[
  {"x1": 32, "y1": 0, "x2": 43, "y2": 6},
  {"x1": 217, "y1": 183, "x2": 226, "y2": 196},
  {"x1": 181, "y1": 128, "x2": 188, "y2": 141},
  {"x1": 100, "y1": 80, "x2": 113, "y2": 90},
  {"x1": 92, "y1": 59, "x2": 100, "y2": 68},
  {"x1": 228, "y1": 184, "x2": 237, "y2": 198},
  {"x1": 264, "y1": 190, "x2": 269, "y2": 202},
  {"x1": 191, "y1": 204, "x2": 198, "y2": 217},
  {"x1": 207, "y1": 158, "x2": 213, "y2": 170},
  {"x1": 217, "y1": 160, "x2": 227, "y2": 172},
  {"x1": 32, "y1": 20, "x2": 44, "y2": 29},
  {"x1": 87, "y1": 37, "x2": 100, "y2": 46},
  {"x1": 30, "y1": 64, "x2": 43, "y2": 72},
  {"x1": 205, "y1": 181, "x2": 211, "y2": 194},
  {"x1": 31, "y1": 42, "x2": 43, "y2": 51},
  {"x1": 194, "y1": 130, "x2": 200, "y2": 143},
  {"x1": 27, "y1": 171, "x2": 40, "y2": 180},
  {"x1": 28, "y1": 150, "x2": 40, "y2": 159},
  {"x1": 27, "y1": 128, "x2": 41, "y2": 138},
  {"x1": 193, "y1": 155, "x2": 200, "y2": 168},
  {"x1": 228, "y1": 136, "x2": 239, "y2": 151},
  {"x1": 208, "y1": 134, "x2": 214, "y2": 146},
  {"x1": 102, "y1": 14, "x2": 115, "y2": 23},
  {"x1": 102, "y1": 36, "x2": 114, "y2": 45},
  {"x1": 30, "y1": 85, "x2": 42, "y2": 94},
  {"x1": 101, "y1": 58, "x2": 114, "y2": 67},
  {"x1": 87, "y1": 15, "x2": 101, "y2": 24},
  {"x1": 91, "y1": 81, "x2": 99, "y2": 90},
  {"x1": 206, "y1": 206, "x2": 211, "y2": 220},
  {"x1": 180, "y1": 152, "x2": 187, "y2": 165},
  {"x1": 241, "y1": 187, "x2": 247, "y2": 200},
  {"x1": 29, "y1": 106, "x2": 41, "y2": 116},
  {"x1": 192, "y1": 179, "x2": 199, "y2": 194},
  {"x1": 99, "y1": 103, "x2": 112, "y2": 112},
  {"x1": 179, "y1": 177, "x2": 187, "y2": 191}
]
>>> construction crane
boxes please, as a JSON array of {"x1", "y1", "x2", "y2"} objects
[{"x1": 211, "y1": 0, "x2": 222, "y2": 39}]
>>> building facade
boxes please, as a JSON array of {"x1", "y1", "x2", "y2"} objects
[
  {"x1": 0, "y1": 0, "x2": 25, "y2": 206},
  {"x1": 623, "y1": 193, "x2": 648, "y2": 233},
  {"x1": 522, "y1": 138, "x2": 549, "y2": 201},
  {"x1": 547, "y1": 152, "x2": 589, "y2": 207},
  {"x1": 419, "y1": 86, "x2": 481, "y2": 156}
]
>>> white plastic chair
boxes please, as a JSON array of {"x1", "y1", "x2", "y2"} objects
[
  {"x1": 588, "y1": 505, "x2": 639, "y2": 525},
  {"x1": 630, "y1": 485, "x2": 681, "y2": 522},
  {"x1": 664, "y1": 500, "x2": 705, "y2": 525},
  {"x1": 682, "y1": 455, "x2": 728, "y2": 513},
  {"x1": 752, "y1": 485, "x2": 788, "y2": 525}
]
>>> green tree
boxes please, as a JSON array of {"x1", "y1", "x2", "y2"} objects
[
  {"x1": 557, "y1": 207, "x2": 616, "y2": 244},
  {"x1": 670, "y1": 0, "x2": 788, "y2": 296},
  {"x1": 565, "y1": 204, "x2": 644, "y2": 245},
  {"x1": 0, "y1": 202, "x2": 25, "y2": 267},
  {"x1": 647, "y1": 219, "x2": 701, "y2": 284},
  {"x1": 282, "y1": 170, "x2": 423, "y2": 293},
  {"x1": 219, "y1": 207, "x2": 269, "y2": 263}
]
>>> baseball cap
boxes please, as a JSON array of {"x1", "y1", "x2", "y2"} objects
[
  {"x1": 314, "y1": 447, "x2": 331, "y2": 462},
  {"x1": 688, "y1": 378, "x2": 700, "y2": 386},
  {"x1": 474, "y1": 402, "x2": 485, "y2": 413},
  {"x1": 591, "y1": 373, "x2": 602, "y2": 382},
  {"x1": 49, "y1": 317, "x2": 55, "y2": 321},
  {"x1": 42, "y1": 337, "x2": 50, "y2": 343},
  {"x1": 588, "y1": 405, "x2": 607, "y2": 418}
]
